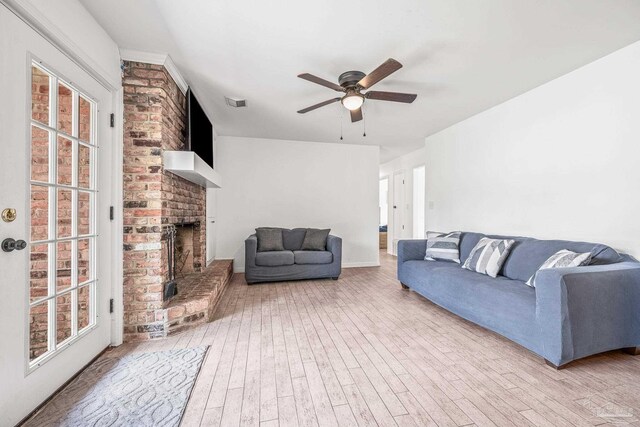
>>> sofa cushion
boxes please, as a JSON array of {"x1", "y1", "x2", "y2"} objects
[
  {"x1": 294, "y1": 250, "x2": 333, "y2": 265},
  {"x1": 501, "y1": 239, "x2": 622, "y2": 282},
  {"x1": 463, "y1": 238, "x2": 515, "y2": 278},
  {"x1": 425, "y1": 231, "x2": 461, "y2": 263},
  {"x1": 255, "y1": 228, "x2": 284, "y2": 252},
  {"x1": 255, "y1": 250, "x2": 294, "y2": 267},
  {"x1": 283, "y1": 228, "x2": 307, "y2": 251},
  {"x1": 525, "y1": 249, "x2": 592, "y2": 287},
  {"x1": 301, "y1": 228, "x2": 331, "y2": 250}
]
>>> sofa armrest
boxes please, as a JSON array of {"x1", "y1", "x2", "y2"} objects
[
  {"x1": 397, "y1": 239, "x2": 427, "y2": 264},
  {"x1": 535, "y1": 262, "x2": 640, "y2": 366},
  {"x1": 327, "y1": 235, "x2": 342, "y2": 265},
  {"x1": 245, "y1": 235, "x2": 258, "y2": 269}
]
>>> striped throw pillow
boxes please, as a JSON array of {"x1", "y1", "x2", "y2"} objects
[
  {"x1": 425, "y1": 231, "x2": 461, "y2": 263},
  {"x1": 462, "y1": 237, "x2": 515, "y2": 278},
  {"x1": 526, "y1": 250, "x2": 592, "y2": 287}
]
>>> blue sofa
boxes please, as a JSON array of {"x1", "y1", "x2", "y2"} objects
[
  {"x1": 245, "y1": 229, "x2": 342, "y2": 284},
  {"x1": 397, "y1": 232, "x2": 640, "y2": 368}
]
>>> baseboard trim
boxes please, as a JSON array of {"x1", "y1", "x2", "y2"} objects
[{"x1": 343, "y1": 262, "x2": 380, "y2": 268}]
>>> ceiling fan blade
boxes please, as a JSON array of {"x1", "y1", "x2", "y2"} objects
[
  {"x1": 365, "y1": 91, "x2": 417, "y2": 103},
  {"x1": 357, "y1": 58, "x2": 403, "y2": 89},
  {"x1": 298, "y1": 73, "x2": 344, "y2": 92},
  {"x1": 297, "y1": 97, "x2": 341, "y2": 114},
  {"x1": 350, "y1": 107, "x2": 363, "y2": 123}
]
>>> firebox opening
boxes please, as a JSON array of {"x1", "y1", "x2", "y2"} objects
[
  {"x1": 175, "y1": 225, "x2": 196, "y2": 275},
  {"x1": 162, "y1": 221, "x2": 201, "y2": 302}
]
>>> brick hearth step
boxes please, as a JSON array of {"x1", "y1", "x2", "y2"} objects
[{"x1": 163, "y1": 259, "x2": 233, "y2": 336}]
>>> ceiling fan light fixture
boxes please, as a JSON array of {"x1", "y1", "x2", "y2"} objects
[
  {"x1": 296, "y1": 58, "x2": 416, "y2": 121},
  {"x1": 341, "y1": 93, "x2": 364, "y2": 111}
]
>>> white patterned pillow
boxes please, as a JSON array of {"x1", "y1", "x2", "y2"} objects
[
  {"x1": 426, "y1": 231, "x2": 445, "y2": 239},
  {"x1": 425, "y1": 231, "x2": 461, "y2": 263},
  {"x1": 526, "y1": 250, "x2": 592, "y2": 287},
  {"x1": 462, "y1": 237, "x2": 515, "y2": 278}
]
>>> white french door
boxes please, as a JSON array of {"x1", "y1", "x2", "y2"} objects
[{"x1": 0, "y1": 5, "x2": 114, "y2": 425}]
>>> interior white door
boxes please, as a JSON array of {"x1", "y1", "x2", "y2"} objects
[
  {"x1": 0, "y1": 6, "x2": 114, "y2": 425},
  {"x1": 412, "y1": 165, "x2": 426, "y2": 238},
  {"x1": 206, "y1": 188, "x2": 217, "y2": 264},
  {"x1": 392, "y1": 171, "x2": 405, "y2": 253}
]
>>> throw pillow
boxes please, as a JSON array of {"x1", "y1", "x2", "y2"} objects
[
  {"x1": 426, "y1": 231, "x2": 445, "y2": 239},
  {"x1": 462, "y1": 237, "x2": 515, "y2": 278},
  {"x1": 526, "y1": 249, "x2": 593, "y2": 287},
  {"x1": 255, "y1": 227, "x2": 284, "y2": 252},
  {"x1": 282, "y1": 228, "x2": 307, "y2": 251},
  {"x1": 301, "y1": 228, "x2": 330, "y2": 251},
  {"x1": 424, "y1": 231, "x2": 461, "y2": 263}
]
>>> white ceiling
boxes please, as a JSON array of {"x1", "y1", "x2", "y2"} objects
[{"x1": 81, "y1": 0, "x2": 640, "y2": 162}]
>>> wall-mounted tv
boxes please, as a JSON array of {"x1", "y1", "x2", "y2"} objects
[{"x1": 186, "y1": 88, "x2": 214, "y2": 169}]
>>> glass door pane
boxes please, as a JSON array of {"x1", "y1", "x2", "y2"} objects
[{"x1": 28, "y1": 62, "x2": 98, "y2": 368}]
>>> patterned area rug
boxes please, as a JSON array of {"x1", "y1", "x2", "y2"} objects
[{"x1": 24, "y1": 346, "x2": 209, "y2": 427}]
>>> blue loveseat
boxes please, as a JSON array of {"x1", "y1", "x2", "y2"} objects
[{"x1": 397, "y1": 232, "x2": 640, "y2": 368}]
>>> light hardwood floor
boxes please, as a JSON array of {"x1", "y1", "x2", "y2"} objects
[{"x1": 109, "y1": 251, "x2": 640, "y2": 427}]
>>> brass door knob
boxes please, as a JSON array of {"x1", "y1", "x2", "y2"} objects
[{"x1": 2, "y1": 208, "x2": 16, "y2": 222}]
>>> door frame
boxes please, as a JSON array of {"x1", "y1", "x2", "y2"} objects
[
  {"x1": 3, "y1": 0, "x2": 124, "y2": 346},
  {"x1": 411, "y1": 164, "x2": 426, "y2": 239},
  {"x1": 378, "y1": 175, "x2": 389, "y2": 250},
  {"x1": 391, "y1": 170, "x2": 405, "y2": 255}
]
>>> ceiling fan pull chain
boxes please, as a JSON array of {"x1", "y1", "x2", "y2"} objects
[
  {"x1": 363, "y1": 109, "x2": 367, "y2": 137},
  {"x1": 340, "y1": 105, "x2": 344, "y2": 141}
]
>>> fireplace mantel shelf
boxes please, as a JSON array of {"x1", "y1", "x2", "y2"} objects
[{"x1": 163, "y1": 151, "x2": 222, "y2": 188}]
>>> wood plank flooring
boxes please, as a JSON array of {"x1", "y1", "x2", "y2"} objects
[{"x1": 108, "y1": 251, "x2": 640, "y2": 426}]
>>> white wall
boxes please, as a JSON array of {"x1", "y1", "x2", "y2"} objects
[
  {"x1": 425, "y1": 40, "x2": 640, "y2": 256},
  {"x1": 215, "y1": 136, "x2": 380, "y2": 271},
  {"x1": 379, "y1": 147, "x2": 426, "y2": 253},
  {"x1": 7, "y1": 0, "x2": 122, "y2": 88}
]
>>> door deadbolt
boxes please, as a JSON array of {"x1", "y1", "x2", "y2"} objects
[
  {"x1": 2, "y1": 238, "x2": 27, "y2": 252},
  {"x1": 1, "y1": 208, "x2": 16, "y2": 222}
]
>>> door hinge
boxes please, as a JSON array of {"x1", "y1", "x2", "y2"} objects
[
  {"x1": 109, "y1": 298, "x2": 114, "y2": 314},
  {"x1": 109, "y1": 206, "x2": 114, "y2": 220},
  {"x1": 110, "y1": 113, "x2": 115, "y2": 128}
]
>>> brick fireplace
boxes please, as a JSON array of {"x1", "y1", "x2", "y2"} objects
[{"x1": 122, "y1": 60, "x2": 209, "y2": 341}]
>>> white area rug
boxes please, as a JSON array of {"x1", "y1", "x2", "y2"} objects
[{"x1": 24, "y1": 346, "x2": 209, "y2": 427}]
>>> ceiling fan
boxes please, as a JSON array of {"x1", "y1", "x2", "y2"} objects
[{"x1": 297, "y1": 58, "x2": 417, "y2": 123}]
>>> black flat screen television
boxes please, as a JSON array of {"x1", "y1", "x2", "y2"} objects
[{"x1": 186, "y1": 88, "x2": 214, "y2": 169}]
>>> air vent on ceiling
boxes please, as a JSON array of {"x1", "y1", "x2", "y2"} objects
[{"x1": 225, "y1": 97, "x2": 247, "y2": 108}]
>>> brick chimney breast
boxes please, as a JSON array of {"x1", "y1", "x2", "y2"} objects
[{"x1": 122, "y1": 61, "x2": 206, "y2": 341}]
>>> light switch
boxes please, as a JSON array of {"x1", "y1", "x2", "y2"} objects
[{"x1": 428, "y1": 201, "x2": 435, "y2": 210}]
